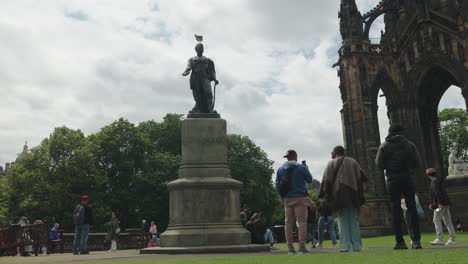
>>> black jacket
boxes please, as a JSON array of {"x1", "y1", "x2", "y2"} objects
[
  {"x1": 307, "y1": 207, "x2": 317, "y2": 224},
  {"x1": 430, "y1": 177, "x2": 450, "y2": 207},
  {"x1": 375, "y1": 134, "x2": 421, "y2": 182},
  {"x1": 317, "y1": 202, "x2": 332, "y2": 218},
  {"x1": 245, "y1": 219, "x2": 267, "y2": 244}
]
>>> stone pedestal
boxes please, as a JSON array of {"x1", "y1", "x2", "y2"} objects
[
  {"x1": 144, "y1": 118, "x2": 267, "y2": 254},
  {"x1": 445, "y1": 174, "x2": 468, "y2": 230},
  {"x1": 359, "y1": 197, "x2": 393, "y2": 237}
]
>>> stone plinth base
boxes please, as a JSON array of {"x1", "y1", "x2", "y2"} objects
[
  {"x1": 140, "y1": 244, "x2": 270, "y2": 255},
  {"x1": 359, "y1": 197, "x2": 393, "y2": 237},
  {"x1": 157, "y1": 118, "x2": 251, "y2": 249},
  {"x1": 445, "y1": 174, "x2": 468, "y2": 230}
]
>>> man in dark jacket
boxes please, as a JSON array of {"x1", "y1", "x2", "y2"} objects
[
  {"x1": 426, "y1": 168, "x2": 456, "y2": 245},
  {"x1": 72, "y1": 195, "x2": 94, "y2": 255},
  {"x1": 376, "y1": 124, "x2": 422, "y2": 250},
  {"x1": 275, "y1": 150, "x2": 313, "y2": 254}
]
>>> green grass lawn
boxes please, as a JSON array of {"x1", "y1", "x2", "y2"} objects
[
  {"x1": 273, "y1": 232, "x2": 468, "y2": 250},
  {"x1": 74, "y1": 233, "x2": 468, "y2": 264}
]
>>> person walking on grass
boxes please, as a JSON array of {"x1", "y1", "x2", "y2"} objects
[
  {"x1": 376, "y1": 124, "x2": 422, "y2": 250},
  {"x1": 320, "y1": 146, "x2": 366, "y2": 252},
  {"x1": 426, "y1": 168, "x2": 456, "y2": 246},
  {"x1": 275, "y1": 150, "x2": 313, "y2": 254}
]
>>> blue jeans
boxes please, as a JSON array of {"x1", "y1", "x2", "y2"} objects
[
  {"x1": 338, "y1": 208, "x2": 362, "y2": 251},
  {"x1": 264, "y1": 229, "x2": 274, "y2": 244},
  {"x1": 318, "y1": 216, "x2": 337, "y2": 244},
  {"x1": 307, "y1": 223, "x2": 317, "y2": 242},
  {"x1": 73, "y1": 224, "x2": 90, "y2": 254}
]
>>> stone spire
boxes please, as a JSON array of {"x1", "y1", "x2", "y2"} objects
[
  {"x1": 339, "y1": 0, "x2": 363, "y2": 42},
  {"x1": 22, "y1": 141, "x2": 28, "y2": 154}
]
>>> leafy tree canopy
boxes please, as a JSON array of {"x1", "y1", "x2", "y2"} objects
[{"x1": 1, "y1": 114, "x2": 282, "y2": 231}]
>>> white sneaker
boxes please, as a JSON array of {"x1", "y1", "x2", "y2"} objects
[
  {"x1": 317, "y1": 243, "x2": 323, "y2": 249},
  {"x1": 430, "y1": 239, "x2": 445, "y2": 245},
  {"x1": 445, "y1": 240, "x2": 456, "y2": 246}
]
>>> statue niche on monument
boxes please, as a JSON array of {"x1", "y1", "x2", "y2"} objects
[
  {"x1": 182, "y1": 35, "x2": 220, "y2": 117},
  {"x1": 448, "y1": 150, "x2": 468, "y2": 176}
]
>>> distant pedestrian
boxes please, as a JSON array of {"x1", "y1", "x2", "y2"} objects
[
  {"x1": 275, "y1": 150, "x2": 313, "y2": 254},
  {"x1": 240, "y1": 207, "x2": 253, "y2": 227},
  {"x1": 19, "y1": 216, "x2": 32, "y2": 256},
  {"x1": 107, "y1": 212, "x2": 120, "y2": 252},
  {"x1": 141, "y1": 220, "x2": 149, "y2": 232},
  {"x1": 245, "y1": 212, "x2": 277, "y2": 250},
  {"x1": 149, "y1": 221, "x2": 159, "y2": 245},
  {"x1": 49, "y1": 223, "x2": 61, "y2": 254},
  {"x1": 320, "y1": 146, "x2": 366, "y2": 252},
  {"x1": 72, "y1": 195, "x2": 94, "y2": 255},
  {"x1": 316, "y1": 199, "x2": 337, "y2": 249},
  {"x1": 50, "y1": 223, "x2": 60, "y2": 241},
  {"x1": 376, "y1": 124, "x2": 422, "y2": 250},
  {"x1": 426, "y1": 168, "x2": 456, "y2": 246},
  {"x1": 305, "y1": 198, "x2": 318, "y2": 249}
]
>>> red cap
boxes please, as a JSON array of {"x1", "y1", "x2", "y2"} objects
[
  {"x1": 283, "y1": 150, "x2": 297, "y2": 158},
  {"x1": 81, "y1": 195, "x2": 89, "y2": 202}
]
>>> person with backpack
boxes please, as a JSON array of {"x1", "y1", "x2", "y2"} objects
[
  {"x1": 72, "y1": 195, "x2": 94, "y2": 255},
  {"x1": 376, "y1": 124, "x2": 422, "y2": 250},
  {"x1": 106, "y1": 212, "x2": 120, "y2": 252},
  {"x1": 320, "y1": 146, "x2": 366, "y2": 252},
  {"x1": 275, "y1": 150, "x2": 312, "y2": 254}
]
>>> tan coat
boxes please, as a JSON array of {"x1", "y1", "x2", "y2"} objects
[{"x1": 319, "y1": 156, "x2": 367, "y2": 211}]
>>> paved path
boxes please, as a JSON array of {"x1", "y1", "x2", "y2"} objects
[{"x1": 1, "y1": 244, "x2": 467, "y2": 264}]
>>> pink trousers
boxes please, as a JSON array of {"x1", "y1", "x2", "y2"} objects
[{"x1": 284, "y1": 197, "x2": 309, "y2": 249}]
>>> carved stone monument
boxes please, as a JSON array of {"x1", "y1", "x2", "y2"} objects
[
  {"x1": 141, "y1": 36, "x2": 268, "y2": 254},
  {"x1": 448, "y1": 150, "x2": 468, "y2": 177}
]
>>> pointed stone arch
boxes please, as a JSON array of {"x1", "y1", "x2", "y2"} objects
[{"x1": 336, "y1": 0, "x2": 468, "y2": 236}]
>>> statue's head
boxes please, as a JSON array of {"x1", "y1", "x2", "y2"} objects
[{"x1": 195, "y1": 43, "x2": 204, "y2": 56}]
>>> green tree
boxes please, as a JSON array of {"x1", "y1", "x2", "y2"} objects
[
  {"x1": 439, "y1": 108, "x2": 468, "y2": 167},
  {"x1": 0, "y1": 177, "x2": 11, "y2": 226},
  {"x1": 135, "y1": 114, "x2": 182, "y2": 230},
  {"x1": 2, "y1": 114, "x2": 283, "y2": 232},
  {"x1": 227, "y1": 134, "x2": 282, "y2": 226},
  {"x1": 88, "y1": 118, "x2": 146, "y2": 228},
  {"x1": 7, "y1": 127, "x2": 99, "y2": 230}
]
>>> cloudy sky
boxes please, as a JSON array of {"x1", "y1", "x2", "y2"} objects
[{"x1": 0, "y1": 0, "x2": 465, "y2": 180}]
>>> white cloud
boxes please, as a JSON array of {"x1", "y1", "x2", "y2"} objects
[{"x1": 0, "y1": 0, "x2": 465, "y2": 181}]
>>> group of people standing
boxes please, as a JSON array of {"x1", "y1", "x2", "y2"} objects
[
  {"x1": 276, "y1": 146, "x2": 365, "y2": 254},
  {"x1": 72, "y1": 195, "x2": 120, "y2": 254},
  {"x1": 276, "y1": 123, "x2": 458, "y2": 254}
]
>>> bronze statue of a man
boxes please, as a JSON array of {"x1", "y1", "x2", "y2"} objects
[{"x1": 182, "y1": 43, "x2": 219, "y2": 114}]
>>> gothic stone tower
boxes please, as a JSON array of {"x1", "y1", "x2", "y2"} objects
[{"x1": 337, "y1": 0, "x2": 468, "y2": 235}]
